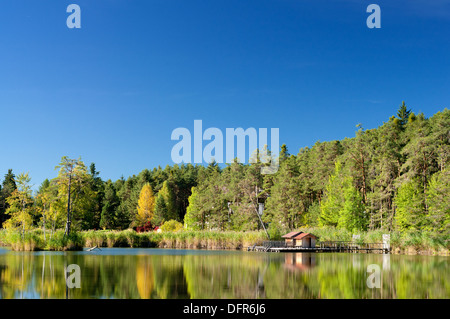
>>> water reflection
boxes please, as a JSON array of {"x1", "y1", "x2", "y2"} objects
[
  {"x1": 0, "y1": 248, "x2": 448, "y2": 299},
  {"x1": 284, "y1": 253, "x2": 316, "y2": 272}
]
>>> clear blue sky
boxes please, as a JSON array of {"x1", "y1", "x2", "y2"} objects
[{"x1": 0, "y1": 0, "x2": 449, "y2": 190}]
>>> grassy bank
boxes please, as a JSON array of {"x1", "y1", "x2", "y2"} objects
[
  {"x1": 0, "y1": 229, "x2": 83, "y2": 251},
  {"x1": 81, "y1": 229, "x2": 267, "y2": 250},
  {"x1": 0, "y1": 227, "x2": 448, "y2": 255},
  {"x1": 0, "y1": 228, "x2": 267, "y2": 251}
]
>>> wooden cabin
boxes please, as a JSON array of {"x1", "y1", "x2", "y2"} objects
[{"x1": 282, "y1": 231, "x2": 318, "y2": 248}]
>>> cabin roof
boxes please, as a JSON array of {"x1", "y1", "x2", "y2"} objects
[
  {"x1": 281, "y1": 231, "x2": 303, "y2": 239},
  {"x1": 293, "y1": 232, "x2": 317, "y2": 240}
]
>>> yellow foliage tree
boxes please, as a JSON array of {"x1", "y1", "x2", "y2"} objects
[
  {"x1": 3, "y1": 173, "x2": 34, "y2": 238},
  {"x1": 137, "y1": 183, "x2": 155, "y2": 226}
]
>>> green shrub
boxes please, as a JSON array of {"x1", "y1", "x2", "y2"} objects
[
  {"x1": 160, "y1": 220, "x2": 184, "y2": 232},
  {"x1": 46, "y1": 230, "x2": 84, "y2": 251}
]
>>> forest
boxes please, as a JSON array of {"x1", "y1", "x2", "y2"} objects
[{"x1": 0, "y1": 103, "x2": 448, "y2": 247}]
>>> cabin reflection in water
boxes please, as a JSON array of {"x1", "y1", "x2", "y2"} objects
[{"x1": 284, "y1": 253, "x2": 316, "y2": 271}]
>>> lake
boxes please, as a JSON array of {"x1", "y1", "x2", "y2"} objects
[{"x1": 0, "y1": 247, "x2": 448, "y2": 299}]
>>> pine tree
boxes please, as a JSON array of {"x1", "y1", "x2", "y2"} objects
[
  {"x1": 264, "y1": 156, "x2": 303, "y2": 229},
  {"x1": 397, "y1": 101, "x2": 411, "y2": 127},
  {"x1": 0, "y1": 169, "x2": 17, "y2": 226},
  {"x1": 153, "y1": 194, "x2": 167, "y2": 226},
  {"x1": 100, "y1": 181, "x2": 119, "y2": 229},
  {"x1": 155, "y1": 180, "x2": 177, "y2": 222},
  {"x1": 88, "y1": 163, "x2": 104, "y2": 229}
]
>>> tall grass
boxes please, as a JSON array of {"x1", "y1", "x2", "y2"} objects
[
  {"x1": 46, "y1": 230, "x2": 84, "y2": 251},
  {"x1": 80, "y1": 229, "x2": 267, "y2": 250},
  {"x1": 1, "y1": 226, "x2": 447, "y2": 254},
  {"x1": 0, "y1": 229, "x2": 83, "y2": 251},
  {"x1": 0, "y1": 229, "x2": 6, "y2": 246}
]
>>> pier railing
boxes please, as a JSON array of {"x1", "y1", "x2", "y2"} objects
[
  {"x1": 319, "y1": 241, "x2": 385, "y2": 250},
  {"x1": 258, "y1": 240, "x2": 388, "y2": 252},
  {"x1": 262, "y1": 241, "x2": 287, "y2": 248}
]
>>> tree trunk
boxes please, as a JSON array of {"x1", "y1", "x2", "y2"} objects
[{"x1": 65, "y1": 174, "x2": 72, "y2": 237}]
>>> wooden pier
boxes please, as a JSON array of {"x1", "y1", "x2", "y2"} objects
[{"x1": 248, "y1": 240, "x2": 390, "y2": 254}]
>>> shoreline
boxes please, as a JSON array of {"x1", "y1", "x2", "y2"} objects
[
  {"x1": 0, "y1": 242, "x2": 448, "y2": 256},
  {"x1": 1, "y1": 228, "x2": 448, "y2": 256}
]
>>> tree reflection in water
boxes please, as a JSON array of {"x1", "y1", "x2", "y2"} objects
[{"x1": 0, "y1": 248, "x2": 448, "y2": 299}]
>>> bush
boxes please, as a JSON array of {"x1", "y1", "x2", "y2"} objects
[
  {"x1": 46, "y1": 230, "x2": 84, "y2": 251},
  {"x1": 160, "y1": 220, "x2": 183, "y2": 232},
  {"x1": 267, "y1": 224, "x2": 283, "y2": 241}
]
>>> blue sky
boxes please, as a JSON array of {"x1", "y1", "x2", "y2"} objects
[{"x1": 0, "y1": 0, "x2": 449, "y2": 189}]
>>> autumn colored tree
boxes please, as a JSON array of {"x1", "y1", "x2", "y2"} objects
[
  {"x1": 3, "y1": 173, "x2": 34, "y2": 238},
  {"x1": 136, "y1": 183, "x2": 156, "y2": 226},
  {"x1": 55, "y1": 156, "x2": 91, "y2": 235}
]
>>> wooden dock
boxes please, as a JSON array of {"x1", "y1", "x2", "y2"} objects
[{"x1": 248, "y1": 240, "x2": 390, "y2": 254}]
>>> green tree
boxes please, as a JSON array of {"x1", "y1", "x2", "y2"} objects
[
  {"x1": 184, "y1": 187, "x2": 205, "y2": 230},
  {"x1": 264, "y1": 156, "x2": 303, "y2": 229},
  {"x1": 320, "y1": 161, "x2": 346, "y2": 227},
  {"x1": 153, "y1": 194, "x2": 167, "y2": 226},
  {"x1": 394, "y1": 178, "x2": 425, "y2": 232},
  {"x1": 397, "y1": 101, "x2": 411, "y2": 127},
  {"x1": 154, "y1": 180, "x2": 177, "y2": 224},
  {"x1": 0, "y1": 169, "x2": 17, "y2": 226},
  {"x1": 319, "y1": 161, "x2": 366, "y2": 231},
  {"x1": 339, "y1": 182, "x2": 367, "y2": 231},
  {"x1": 3, "y1": 173, "x2": 34, "y2": 237},
  {"x1": 87, "y1": 163, "x2": 104, "y2": 229},
  {"x1": 100, "y1": 181, "x2": 119, "y2": 229},
  {"x1": 55, "y1": 156, "x2": 90, "y2": 235},
  {"x1": 425, "y1": 169, "x2": 449, "y2": 235}
]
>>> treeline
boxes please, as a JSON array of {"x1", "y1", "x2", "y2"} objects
[
  {"x1": 0, "y1": 159, "x2": 200, "y2": 234},
  {"x1": 184, "y1": 103, "x2": 449, "y2": 237},
  {"x1": 0, "y1": 102, "x2": 449, "y2": 239}
]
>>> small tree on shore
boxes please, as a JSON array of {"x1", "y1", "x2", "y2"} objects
[
  {"x1": 55, "y1": 156, "x2": 89, "y2": 236},
  {"x1": 3, "y1": 173, "x2": 34, "y2": 238}
]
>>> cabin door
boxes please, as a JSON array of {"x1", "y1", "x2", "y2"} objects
[{"x1": 305, "y1": 237, "x2": 311, "y2": 248}]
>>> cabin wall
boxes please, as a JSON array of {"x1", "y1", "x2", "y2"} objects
[
  {"x1": 294, "y1": 237, "x2": 316, "y2": 248},
  {"x1": 285, "y1": 236, "x2": 317, "y2": 248}
]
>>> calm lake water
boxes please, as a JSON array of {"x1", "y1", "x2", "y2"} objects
[{"x1": 0, "y1": 247, "x2": 448, "y2": 299}]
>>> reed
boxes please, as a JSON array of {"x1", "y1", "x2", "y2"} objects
[
  {"x1": 0, "y1": 229, "x2": 82, "y2": 251},
  {"x1": 3, "y1": 226, "x2": 445, "y2": 254}
]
